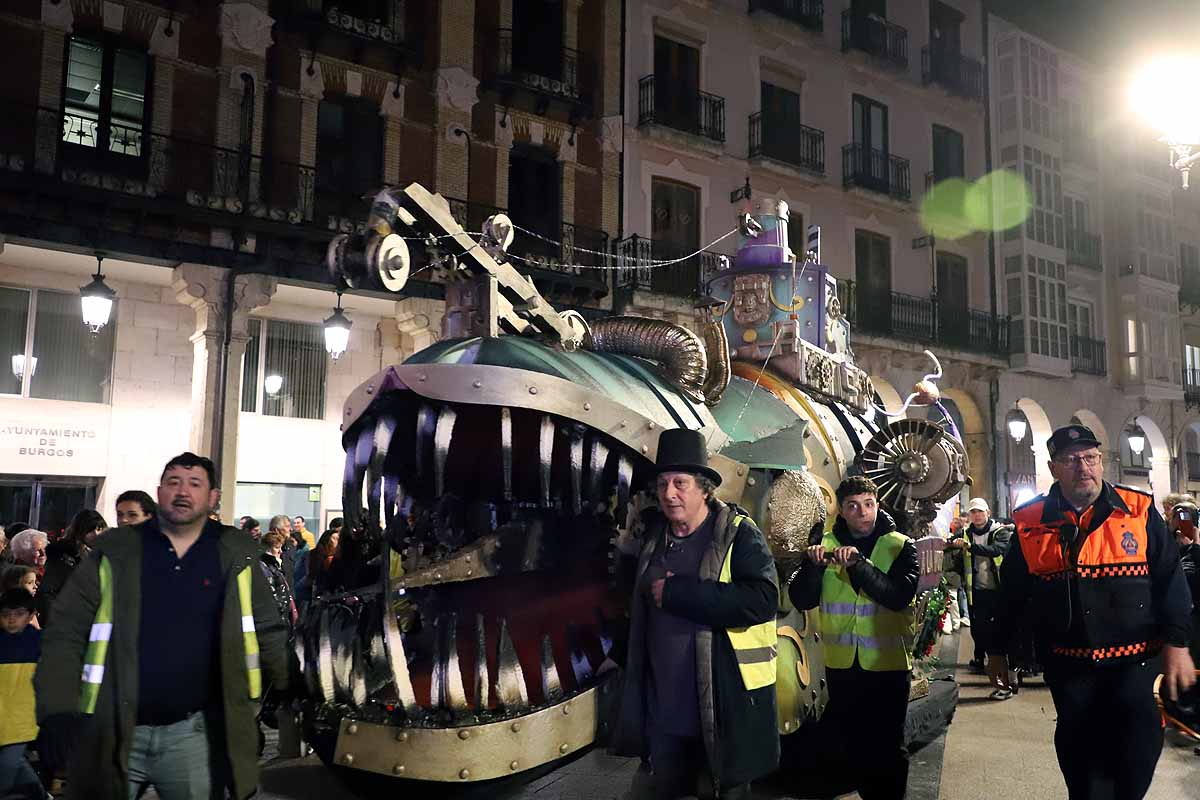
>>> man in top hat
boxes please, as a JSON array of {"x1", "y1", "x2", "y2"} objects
[
  {"x1": 614, "y1": 428, "x2": 779, "y2": 799},
  {"x1": 945, "y1": 496, "x2": 1012, "y2": 690},
  {"x1": 987, "y1": 423, "x2": 1196, "y2": 799}
]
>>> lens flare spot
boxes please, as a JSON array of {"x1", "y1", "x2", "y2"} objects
[
  {"x1": 966, "y1": 170, "x2": 1030, "y2": 233},
  {"x1": 919, "y1": 177, "x2": 975, "y2": 240}
]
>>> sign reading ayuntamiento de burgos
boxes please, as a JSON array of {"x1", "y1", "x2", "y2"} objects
[{"x1": 0, "y1": 401, "x2": 112, "y2": 476}]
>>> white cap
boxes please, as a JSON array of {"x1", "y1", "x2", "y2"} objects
[{"x1": 966, "y1": 498, "x2": 990, "y2": 513}]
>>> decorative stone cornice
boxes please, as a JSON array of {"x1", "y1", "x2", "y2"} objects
[
  {"x1": 435, "y1": 66, "x2": 479, "y2": 113},
  {"x1": 219, "y1": 2, "x2": 274, "y2": 55},
  {"x1": 599, "y1": 115, "x2": 623, "y2": 154},
  {"x1": 172, "y1": 264, "x2": 276, "y2": 337},
  {"x1": 41, "y1": 0, "x2": 74, "y2": 31}
]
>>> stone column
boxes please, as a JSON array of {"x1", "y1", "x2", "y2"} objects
[
  {"x1": 395, "y1": 297, "x2": 445, "y2": 356},
  {"x1": 173, "y1": 264, "x2": 276, "y2": 509}
]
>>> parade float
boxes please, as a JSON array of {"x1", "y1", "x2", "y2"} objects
[{"x1": 297, "y1": 181, "x2": 966, "y2": 790}]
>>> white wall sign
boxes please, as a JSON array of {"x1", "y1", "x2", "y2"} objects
[{"x1": 0, "y1": 399, "x2": 112, "y2": 476}]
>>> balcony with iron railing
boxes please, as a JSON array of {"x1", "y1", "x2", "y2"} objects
[
  {"x1": 273, "y1": 0, "x2": 407, "y2": 51},
  {"x1": 637, "y1": 75, "x2": 726, "y2": 144},
  {"x1": 614, "y1": 235, "x2": 725, "y2": 299},
  {"x1": 749, "y1": 113, "x2": 824, "y2": 174},
  {"x1": 1066, "y1": 229, "x2": 1102, "y2": 271},
  {"x1": 1070, "y1": 336, "x2": 1106, "y2": 375},
  {"x1": 841, "y1": 10, "x2": 908, "y2": 69},
  {"x1": 1187, "y1": 451, "x2": 1200, "y2": 481},
  {"x1": 1186, "y1": 368, "x2": 1200, "y2": 410},
  {"x1": 748, "y1": 0, "x2": 823, "y2": 31},
  {"x1": 487, "y1": 28, "x2": 585, "y2": 111},
  {"x1": 920, "y1": 46, "x2": 984, "y2": 101},
  {"x1": 835, "y1": 279, "x2": 1008, "y2": 358},
  {"x1": 842, "y1": 144, "x2": 911, "y2": 201}
]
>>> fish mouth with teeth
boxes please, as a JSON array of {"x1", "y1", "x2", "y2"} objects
[{"x1": 300, "y1": 337, "x2": 722, "y2": 785}]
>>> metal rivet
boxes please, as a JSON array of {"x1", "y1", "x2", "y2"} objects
[
  {"x1": 396, "y1": 731, "x2": 408, "y2": 742},
  {"x1": 562, "y1": 704, "x2": 570, "y2": 715},
  {"x1": 814, "y1": 632, "x2": 821, "y2": 642},
  {"x1": 393, "y1": 764, "x2": 405, "y2": 775},
  {"x1": 511, "y1": 722, "x2": 521, "y2": 733},
  {"x1": 529, "y1": 386, "x2": 538, "y2": 395},
  {"x1": 473, "y1": 380, "x2": 482, "y2": 388},
  {"x1": 345, "y1": 408, "x2": 351, "y2": 416},
  {"x1": 418, "y1": 374, "x2": 427, "y2": 382},
  {"x1": 459, "y1": 768, "x2": 470, "y2": 779},
  {"x1": 339, "y1": 424, "x2": 344, "y2": 431},
  {"x1": 347, "y1": 723, "x2": 358, "y2": 735},
  {"x1": 510, "y1": 760, "x2": 520, "y2": 771},
  {"x1": 466, "y1": 569, "x2": 473, "y2": 577},
  {"x1": 343, "y1": 754, "x2": 354, "y2": 765},
  {"x1": 641, "y1": 445, "x2": 648, "y2": 453},
  {"x1": 647, "y1": 422, "x2": 655, "y2": 430},
  {"x1": 434, "y1": 573, "x2": 442, "y2": 581},
  {"x1": 736, "y1": 468, "x2": 745, "y2": 476},
  {"x1": 747, "y1": 477, "x2": 756, "y2": 486},
  {"x1": 458, "y1": 729, "x2": 470, "y2": 740},
  {"x1": 366, "y1": 385, "x2": 374, "y2": 394},
  {"x1": 620, "y1": 420, "x2": 628, "y2": 428},
  {"x1": 811, "y1": 689, "x2": 818, "y2": 700},
  {"x1": 559, "y1": 743, "x2": 570, "y2": 754},
  {"x1": 583, "y1": 402, "x2": 591, "y2": 411}
]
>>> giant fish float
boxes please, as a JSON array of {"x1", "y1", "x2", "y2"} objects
[{"x1": 297, "y1": 182, "x2": 967, "y2": 790}]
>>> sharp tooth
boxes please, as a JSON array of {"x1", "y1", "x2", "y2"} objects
[
  {"x1": 317, "y1": 607, "x2": 335, "y2": 704},
  {"x1": 342, "y1": 426, "x2": 373, "y2": 531},
  {"x1": 368, "y1": 415, "x2": 398, "y2": 532},
  {"x1": 566, "y1": 622, "x2": 594, "y2": 685},
  {"x1": 539, "y1": 415, "x2": 554, "y2": 508},
  {"x1": 351, "y1": 637, "x2": 368, "y2": 708},
  {"x1": 494, "y1": 618, "x2": 529, "y2": 709},
  {"x1": 616, "y1": 454, "x2": 633, "y2": 513},
  {"x1": 332, "y1": 609, "x2": 355, "y2": 702},
  {"x1": 383, "y1": 475, "x2": 401, "y2": 529},
  {"x1": 440, "y1": 613, "x2": 470, "y2": 712},
  {"x1": 569, "y1": 435, "x2": 584, "y2": 514},
  {"x1": 341, "y1": 448, "x2": 357, "y2": 534},
  {"x1": 475, "y1": 614, "x2": 489, "y2": 712},
  {"x1": 430, "y1": 616, "x2": 444, "y2": 708},
  {"x1": 588, "y1": 438, "x2": 610, "y2": 511},
  {"x1": 500, "y1": 407, "x2": 514, "y2": 501},
  {"x1": 540, "y1": 634, "x2": 564, "y2": 703},
  {"x1": 380, "y1": 542, "x2": 420, "y2": 716},
  {"x1": 416, "y1": 403, "x2": 437, "y2": 479},
  {"x1": 434, "y1": 406, "x2": 458, "y2": 498}
]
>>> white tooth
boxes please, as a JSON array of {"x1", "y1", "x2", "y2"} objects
[
  {"x1": 540, "y1": 634, "x2": 564, "y2": 703},
  {"x1": 441, "y1": 613, "x2": 470, "y2": 712},
  {"x1": 351, "y1": 638, "x2": 368, "y2": 708},
  {"x1": 501, "y1": 408, "x2": 513, "y2": 501},
  {"x1": 539, "y1": 415, "x2": 555, "y2": 508},
  {"x1": 416, "y1": 404, "x2": 437, "y2": 479},
  {"x1": 589, "y1": 438, "x2": 610, "y2": 510},
  {"x1": 569, "y1": 429, "x2": 584, "y2": 515},
  {"x1": 317, "y1": 607, "x2": 335, "y2": 704},
  {"x1": 368, "y1": 416, "x2": 398, "y2": 531},
  {"x1": 434, "y1": 406, "x2": 458, "y2": 498},
  {"x1": 494, "y1": 618, "x2": 529, "y2": 709},
  {"x1": 430, "y1": 617, "x2": 444, "y2": 708},
  {"x1": 616, "y1": 454, "x2": 633, "y2": 512},
  {"x1": 475, "y1": 614, "x2": 489, "y2": 712},
  {"x1": 380, "y1": 542, "x2": 420, "y2": 716}
]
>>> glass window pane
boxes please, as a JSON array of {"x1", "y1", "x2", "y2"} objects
[
  {"x1": 262, "y1": 320, "x2": 326, "y2": 420},
  {"x1": 29, "y1": 290, "x2": 115, "y2": 404},
  {"x1": 0, "y1": 287, "x2": 30, "y2": 395},
  {"x1": 241, "y1": 319, "x2": 261, "y2": 413},
  {"x1": 63, "y1": 38, "x2": 103, "y2": 148},
  {"x1": 109, "y1": 49, "x2": 147, "y2": 157}
]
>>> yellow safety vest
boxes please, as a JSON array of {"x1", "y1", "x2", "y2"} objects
[
  {"x1": 961, "y1": 529, "x2": 1005, "y2": 604},
  {"x1": 818, "y1": 531, "x2": 914, "y2": 671},
  {"x1": 718, "y1": 514, "x2": 778, "y2": 691},
  {"x1": 79, "y1": 557, "x2": 262, "y2": 714}
]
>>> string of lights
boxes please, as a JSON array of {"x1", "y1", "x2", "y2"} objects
[{"x1": 503, "y1": 225, "x2": 740, "y2": 272}]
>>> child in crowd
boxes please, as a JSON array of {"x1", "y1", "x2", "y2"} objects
[
  {"x1": 0, "y1": 588, "x2": 44, "y2": 799},
  {"x1": 0, "y1": 566, "x2": 40, "y2": 629}
]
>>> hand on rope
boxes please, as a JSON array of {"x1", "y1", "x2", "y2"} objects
[{"x1": 871, "y1": 350, "x2": 944, "y2": 418}]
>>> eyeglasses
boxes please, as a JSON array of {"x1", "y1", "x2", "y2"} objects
[{"x1": 1054, "y1": 453, "x2": 1103, "y2": 468}]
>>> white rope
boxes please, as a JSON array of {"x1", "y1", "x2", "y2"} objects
[
  {"x1": 507, "y1": 224, "x2": 740, "y2": 271},
  {"x1": 724, "y1": 325, "x2": 785, "y2": 440},
  {"x1": 871, "y1": 350, "x2": 944, "y2": 417}
]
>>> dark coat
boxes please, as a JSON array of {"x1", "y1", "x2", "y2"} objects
[
  {"x1": 613, "y1": 499, "x2": 780, "y2": 790},
  {"x1": 34, "y1": 523, "x2": 290, "y2": 800},
  {"x1": 38, "y1": 539, "x2": 89, "y2": 628}
]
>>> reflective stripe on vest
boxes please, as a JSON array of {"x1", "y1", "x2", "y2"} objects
[
  {"x1": 717, "y1": 514, "x2": 777, "y2": 691},
  {"x1": 819, "y1": 531, "x2": 914, "y2": 671},
  {"x1": 962, "y1": 531, "x2": 1004, "y2": 603},
  {"x1": 236, "y1": 566, "x2": 263, "y2": 700},
  {"x1": 79, "y1": 556, "x2": 114, "y2": 715}
]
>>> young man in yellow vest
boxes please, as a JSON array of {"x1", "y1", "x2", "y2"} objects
[
  {"x1": 789, "y1": 475, "x2": 918, "y2": 800},
  {"x1": 987, "y1": 424, "x2": 1196, "y2": 799},
  {"x1": 34, "y1": 452, "x2": 291, "y2": 800},
  {"x1": 614, "y1": 429, "x2": 779, "y2": 799}
]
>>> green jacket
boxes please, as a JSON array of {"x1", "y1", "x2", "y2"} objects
[{"x1": 34, "y1": 523, "x2": 290, "y2": 800}]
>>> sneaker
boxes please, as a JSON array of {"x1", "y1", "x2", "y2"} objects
[
  {"x1": 961, "y1": 618, "x2": 971, "y2": 627},
  {"x1": 989, "y1": 688, "x2": 1014, "y2": 701},
  {"x1": 941, "y1": 618, "x2": 953, "y2": 634},
  {"x1": 953, "y1": 621, "x2": 962, "y2": 631}
]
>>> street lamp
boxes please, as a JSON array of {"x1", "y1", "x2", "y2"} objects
[
  {"x1": 264, "y1": 374, "x2": 284, "y2": 396},
  {"x1": 324, "y1": 291, "x2": 352, "y2": 360},
  {"x1": 1006, "y1": 407, "x2": 1027, "y2": 443},
  {"x1": 80, "y1": 255, "x2": 117, "y2": 333},
  {"x1": 1129, "y1": 56, "x2": 1200, "y2": 188},
  {"x1": 1126, "y1": 425, "x2": 1146, "y2": 456},
  {"x1": 10, "y1": 354, "x2": 35, "y2": 380}
]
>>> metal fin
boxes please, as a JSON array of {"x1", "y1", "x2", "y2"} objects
[
  {"x1": 430, "y1": 616, "x2": 444, "y2": 708},
  {"x1": 341, "y1": 448, "x2": 357, "y2": 534},
  {"x1": 475, "y1": 614, "x2": 489, "y2": 712},
  {"x1": 351, "y1": 637, "x2": 368, "y2": 708},
  {"x1": 539, "y1": 415, "x2": 555, "y2": 508},
  {"x1": 379, "y1": 542, "x2": 420, "y2": 716},
  {"x1": 415, "y1": 403, "x2": 437, "y2": 479},
  {"x1": 434, "y1": 406, "x2": 458, "y2": 498},
  {"x1": 494, "y1": 618, "x2": 529, "y2": 708},
  {"x1": 616, "y1": 454, "x2": 633, "y2": 513},
  {"x1": 566, "y1": 622, "x2": 594, "y2": 685},
  {"x1": 317, "y1": 606, "x2": 335, "y2": 704},
  {"x1": 500, "y1": 407, "x2": 513, "y2": 501},
  {"x1": 588, "y1": 438, "x2": 610, "y2": 511},
  {"x1": 440, "y1": 613, "x2": 470, "y2": 712},
  {"x1": 568, "y1": 428, "x2": 585, "y2": 515},
  {"x1": 368, "y1": 415, "x2": 398, "y2": 532},
  {"x1": 540, "y1": 634, "x2": 564, "y2": 703},
  {"x1": 382, "y1": 475, "x2": 401, "y2": 528}
]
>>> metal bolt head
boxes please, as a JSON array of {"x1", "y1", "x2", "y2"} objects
[
  {"x1": 473, "y1": 380, "x2": 482, "y2": 388},
  {"x1": 459, "y1": 768, "x2": 470, "y2": 779},
  {"x1": 562, "y1": 704, "x2": 571, "y2": 715},
  {"x1": 393, "y1": 764, "x2": 405, "y2": 775},
  {"x1": 418, "y1": 374, "x2": 427, "y2": 381},
  {"x1": 510, "y1": 760, "x2": 520, "y2": 771},
  {"x1": 458, "y1": 729, "x2": 470, "y2": 740},
  {"x1": 342, "y1": 754, "x2": 354, "y2": 765},
  {"x1": 396, "y1": 731, "x2": 408, "y2": 742},
  {"x1": 641, "y1": 445, "x2": 648, "y2": 453},
  {"x1": 347, "y1": 723, "x2": 358, "y2": 735},
  {"x1": 583, "y1": 402, "x2": 591, "y2": 411},
  {"x1": 529, "y1": 386, "x2": 538, "y2": 395},
  {"x1": 510, "y1": 722, "x2": 521, "y2": 733},
  {"x1": 366, "y1": 385, "x2": 374, "y2": 394},
  {"x1": 559, "y1": 743, "x2": 570, "y2": 754}
]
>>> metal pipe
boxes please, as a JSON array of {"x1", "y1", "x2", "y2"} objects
[
  {"x1": 213, "y1": 265, "x2": 246, "y2": 503},
  {"x1": 452, "y1": 126, "x2": 472, "y2": 201}
]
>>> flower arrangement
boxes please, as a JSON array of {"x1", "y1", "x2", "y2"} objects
[{"x1": 911, "y1": 576, "x2": 951, "y2": 661}]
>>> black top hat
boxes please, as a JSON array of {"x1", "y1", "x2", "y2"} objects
[
  {"x1": 654, "y1": 428, "x2": 722, "y2": 486},
  {"x1": 1046, "y1": 424, "x2": 1102, "y2": 458}
]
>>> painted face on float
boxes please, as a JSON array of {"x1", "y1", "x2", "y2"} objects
[{"x1": 732, "y1": 274, "x2": 771, "y2": 327}]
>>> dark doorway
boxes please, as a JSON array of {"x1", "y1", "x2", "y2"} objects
[
  {"x1": 855, "y1": 229, "x2": 892, "y2": 334},
  {"x1": 852, "y1": 94, "x2": 890, "y2": 191},
  {"x1": 0, "y1": 477, "x2": 98, "y2": 538},
  {"x1": 651, "y1": 178, "x2": 702, "y2": 295},
  {"x1": 653, "y1": 37, "x2": 700, "y2": 133},
  {"x1": 508, "y1": 145, "x2": 561, "y2": 261},
  {"x1": 512, "y1": 0, "x2": 564, "y2": 80}
]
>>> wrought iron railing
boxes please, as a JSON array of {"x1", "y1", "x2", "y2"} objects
[
  {"x1": 282, "y1": 0, "x2": 406, "y2": 48},
  {"x1": 842, "y1": 143, "x2": 911, "y2": 200},
  {"x1": 494, "y1": 28, "x2": 581, "y2": 101},
  {"x1": 1185, "y1": 368, "x2": 1200, "y2": 411},
  {"x1": 920, "y1": 47, "x2": 984, "y2": 101},
  {"x1": 841, "y1": 10, "x2": 908, "y2": 69},
  {"x1": 614, "y1": 234, "x2": 725, "y2": 298},
  {"x1": 637, "y1": 75, "x2": 726, "y2": 143},
  {"x1": 1187, "y1": 451, "x2": 1200, "y2": 481},
  {"x1": 1066, "y1": 229, "x2": 1102, "y2": 271},
  {"x1": 1070, "y1": 336, "x2": 1106, "y2": 376},
  {"x1": 836, "y1": 279, "x2": 1009, "y2": 357},
  {"x1": 748, "y1": 0, "x2": 823, "y2": 31},
  {"x1": 749, "y1": 112, "x2": 824, "y2": 174}
]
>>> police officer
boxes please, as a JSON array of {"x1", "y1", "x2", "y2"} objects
[
  {"x1": 790, "y1": 475, "x2": 918, "y2": 800},
  {"x1": 987, "y1": 424, "x2": 1196, "y2": 799}
]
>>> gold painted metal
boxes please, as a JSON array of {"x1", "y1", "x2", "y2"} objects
[
  {"x1": 708, "y1": 453, "x2": 750, "y2": 505},
  {"x1": 332, "y1": 688, "x2": 600, "y2": 782}
]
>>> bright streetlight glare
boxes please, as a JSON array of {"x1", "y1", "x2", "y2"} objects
[{"x1": 1129, "y1": 56, "x2": 1200, "y2": 143}]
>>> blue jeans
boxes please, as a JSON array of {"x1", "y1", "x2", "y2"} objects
[
  {"x1": 0, "y1": 742, "x2": 43, "y2": 799},
  {"x1": 127, "y1": 712, "x2": 221, "y2": 800},
  {"x1": 957, "y1": 585, "x2": 969, "y2": 617}
]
